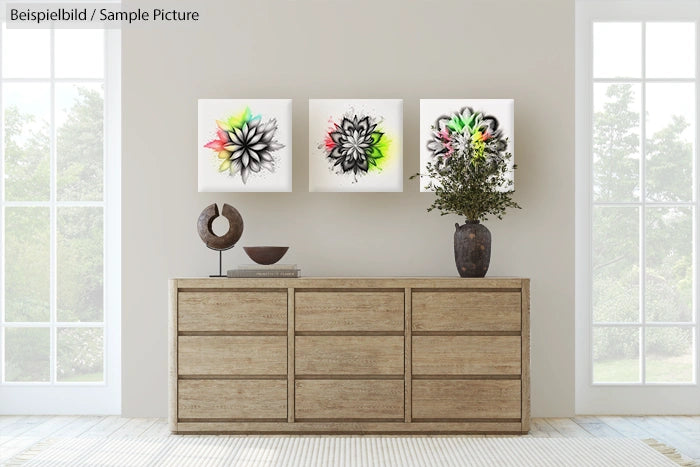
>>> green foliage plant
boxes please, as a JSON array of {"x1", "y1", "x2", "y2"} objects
[{"x1": 412, "y1": 109, "x2": 521, "y2": 222}]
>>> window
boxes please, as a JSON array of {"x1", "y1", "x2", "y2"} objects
[
  {"x1": 0, "y1": 17, "x2": 120, "y2": 413},
  {"x1": 576, "y1": 0, "x2": 700, "y2": 413}
]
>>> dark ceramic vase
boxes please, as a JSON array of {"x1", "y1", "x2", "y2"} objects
[{"x1": 454, "y1": 221, "x2": 491, "y2": 278}]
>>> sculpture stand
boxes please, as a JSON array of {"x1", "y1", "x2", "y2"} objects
[{"x1": 209, "y1": 245, "x2": 234, "y2": 278}]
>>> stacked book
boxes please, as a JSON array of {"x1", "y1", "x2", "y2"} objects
[{"x1": 227, "y1": 264, "x2": 300, "y2": 278}]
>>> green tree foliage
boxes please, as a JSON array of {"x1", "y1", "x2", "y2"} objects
[
  {"x1": 57, "y1": 86, "x2": 104, "y2": 201},
  {"x1": 593, "y1": 84, "x2": 640, "y2": 202},
  {"x1": 419, "y1": 152, "x2": 520, "y2": 222},
  {"x1": 593, "y1": 84, "x2": 692, "y2": 363},
  {"x1": 4, "y1": 106, "x2": 50, "y2": 201},
  {"x1": 4, "y1": 86, "x2": 104, "y2": 382},
  {"x1": 412, "y1": 146, "x2": 520, "y2": 222},
  {"x1": 5, "y1": 328, "x2": 50, "y2": 382}
]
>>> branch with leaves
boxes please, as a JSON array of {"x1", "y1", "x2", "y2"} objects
[{"x1": 412, "y1": 108, "x2": 521, "y2": 222}]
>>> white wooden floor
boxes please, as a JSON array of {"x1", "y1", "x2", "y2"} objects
[{"x1": 1, "y1": 416, "x2": 699, "y2": 464}]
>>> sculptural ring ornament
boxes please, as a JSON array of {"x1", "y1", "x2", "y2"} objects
[{"x1": 197, "y1": 203, "x2": 244, "y2": 277}]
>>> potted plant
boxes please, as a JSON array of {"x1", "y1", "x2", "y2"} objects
[{"x1": 412, "y1": 107, "x2": 521, "y2": 277}]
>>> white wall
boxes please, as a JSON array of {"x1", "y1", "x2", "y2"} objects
[{"x1": 122, "y1": 0, "x2": 575, "y2": 417}]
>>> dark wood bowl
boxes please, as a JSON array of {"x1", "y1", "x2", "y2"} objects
[{"x1": 243, "y1": 246, "x2": 289, "y2": 265}]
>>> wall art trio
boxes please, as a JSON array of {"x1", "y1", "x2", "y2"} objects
[{"x1": 198, "y1": 98, "x2": 514, "y2": 193}]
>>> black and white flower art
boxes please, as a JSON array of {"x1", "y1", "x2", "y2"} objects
[
  {"x1": 309, "y1": 99, "x2": 403, "y2": 192},
  {"x1": 198, "y1": 99, "x2": 292, "y2": 192},
  {"x1": 326, "y1": 115, "x2": 385, "y2": 175},
  {"x1": 419, "y1": 99, "x2": 514, "y2": 193}
]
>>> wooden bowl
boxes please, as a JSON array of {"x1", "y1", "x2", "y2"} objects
[{"x1": 243, "y1": 246, "x2": 289, "y2": 265}]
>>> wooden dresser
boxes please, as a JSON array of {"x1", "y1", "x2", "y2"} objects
[{"x1": 169, "y1": 277, "x2": 530, "y2": 434}]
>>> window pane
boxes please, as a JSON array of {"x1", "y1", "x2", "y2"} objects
[
  {"x1": 645, "y1": 83, "x2": 695, "y2": 202},
  {"x1": 57, "y1": 327, "x2": 103, "y2": 382},
  {"x1": 593, "y1": 83, "x2": 641, "y2": 202},
  {"x1": 5, "y1": 327, "x2": 50, "y2": 382},
  {"x1": 3, "y1": 83, "x2": 51, "y2": 201},
  {"x1": 56, "y1": 84, "x2": 104, "y2": 201},
  {"x1": 55, "y1": 29, "x2": 104, "y2": 78},
  {"x1": 1, "y1": 25, "x2": 50, "y2": 78},
  {"x1": 646, "y1": 23, "x2": 695, "y2": 79},
  {"x1": 594, "y1": 23, "x2": 641, "y2": 78},
  {"x1": 645, "y1": 207, "x2": 693, "y2": 323},
  {"x1": 4, "y1": 207, "x2": 50, "y2": 322},
  {"x1": 593, "y1": 207, "x2": 639, "y2": 323},
  {"x1": 646, "y1": 327, "x2": 693, "y2": 383},
  {"x1": 593, "y1": 327, "x2": 640, "y2": 383},
  {"x1": 57, "y1": 207, "x2": 104, "y2": 322}
]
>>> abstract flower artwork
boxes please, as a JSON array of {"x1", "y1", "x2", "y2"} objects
[
  {"x1": 198, "y1": 99, "x2": 292, "y2": 192},
  {"x1": 419, "y1": 99, "x2": 514, "y2": 192},
  {"x1": 309, "y1": 99, "x2": 403, "y2": 192}
]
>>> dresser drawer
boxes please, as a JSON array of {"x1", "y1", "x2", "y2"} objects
[
  {"x1": 295, "y1": 380, "x2": 403, "y2": 420},
  {"x1": 413, "y1": 336, "x2": 521, "y2": 375},
  {"x1": 178, "y1": 380, "x2": 287, "y2": 420},
  {"x1": 295, "y1": 291, "x2": 404, "y2": 332},
  {"x1": 413, "y1": 380, "x2": 521, "y2": 420},
  {"x1": 178, "y1": 291, "x2": 287, "y2": 332},
  {"x1": 412, "y1": 291, "x2": 521, "y2": 332},
  {"x1": 295, "y1": 336, "x2": 404, "y2": 375},
  {"x1": 178, "y1": 336, "x2": 286, "y2": 376}
]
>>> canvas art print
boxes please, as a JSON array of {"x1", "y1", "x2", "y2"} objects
[
  {"x1": 309, "y1": 99, "x2": 403, "y2": 192},
  {"x1": 419, "y1": 99, "x2": 514, "y2": 192},
  {"x1": 198, "y1": 99, "x2": 292, "y2": 192}
]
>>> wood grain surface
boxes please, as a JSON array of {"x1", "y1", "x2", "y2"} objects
[
  {"x1": 295, "y1": 291, "x2": 404, "y2": 332},
  {"x1": 178, "y1": 380, "x2": 287, "y2": 420},
  {"x1": 178, "y1": 291, "x2": 287, "y2": 331},
  {"x1": 412, "y1": 291, "x2": 521, "y2": 332},
  {"x1": 295, "y1": 380, "x2": 404, "y2": 420},
  {"x1": 178, "y1": 336, "x2": 286, "y2": 376},
  {"x1": 295, "y1": 336, "x2": 404, "y2": 376},
  {"x1": 413, "y1": 336, "x2": 521, "y2": 375},
  {"x1": 412, "y1": 380, "x2": 522, "y2": 419}
]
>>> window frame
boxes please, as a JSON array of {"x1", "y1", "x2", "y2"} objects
[
  {"x1": 0, "y1": 10, "x2": 120, "y2": 413},
  {"x1": 576, "y1": 0, "x2": 700, "y2": 414}
]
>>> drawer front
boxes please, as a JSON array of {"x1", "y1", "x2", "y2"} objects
[
  {"x1": 296, "y1": 336, "x2": 404, "y2": 375},
  {"x1": 178, "y1": 380, "x2": 287, "y2": 420},
  {"x1": 295, "y1": 291, "x2": 404, "y2": 332},
  {"x1": 295, "y1": 380, "x2": 404, "y2": 420},
  {"x1": 412, "y1": 291, "x2": 521, "y2": 332},
  {"x1": 413, "y1": 336, "x2": 521, "y2": 375},
  {"x1": 178, "y1": 291, "x2": 287, "y2": 332},
  {"x1": 178, "y1": 336, "x2": 286, "y2": 376},
  {"x1": 413, "y1": 380, "x2": 521, "y2": 419}
]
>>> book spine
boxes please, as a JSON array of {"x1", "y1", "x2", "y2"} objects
[
  {"x1": 237, "y1": 264, "x2": 298, "y2": 270},
  {"x1": 227, "y1": 270, "x2": 300, "y2": 278}
]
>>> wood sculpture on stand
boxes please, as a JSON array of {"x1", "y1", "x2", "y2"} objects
[{"x1": 197, "y1": 203, "x2": 244, "y2": 277}]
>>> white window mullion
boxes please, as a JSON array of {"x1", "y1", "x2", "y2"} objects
[
  {"x1": 695, "y1": 17, "x2": 700, "y2": 386},
  {"x1": 2, "y1": 77, "x2": 103, "y2": 84},
  {"x1": 0, "y1": 17, "x2": 5, "y2": 386},
  {"x1": 48, "y1": 26, "x2": 56, "y2": 385},
  {"x1": 639, "y1": 21, "x2": 647, "y2": 385},
  {"x1": 101, "y1": 29, "x2": 108, "y2": 386},
  {"x1": 103, "y1": 27, "x2": 121, "y2": 397},
  {"x1": 593, "y1": 77, "x2": 695, "y2": 84}
]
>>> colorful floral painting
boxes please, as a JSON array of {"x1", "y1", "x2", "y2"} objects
[
  {"x1": 198, "y1": 99, "x2": 292, "y2": 192},
  {"x1": 309, "y1": 99, "x2": 403, "y2": 192},
  {"x1": 419, "y1": 99, "x2": 514, "y2": 192}
]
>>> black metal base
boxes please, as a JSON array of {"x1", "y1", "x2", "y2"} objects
[
  {"x1": 206, "y1": 245, "x2": 236, "y2": 278},
  {"x1": 212, "y1": 249, "x2": 226, "y2": 278}
]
